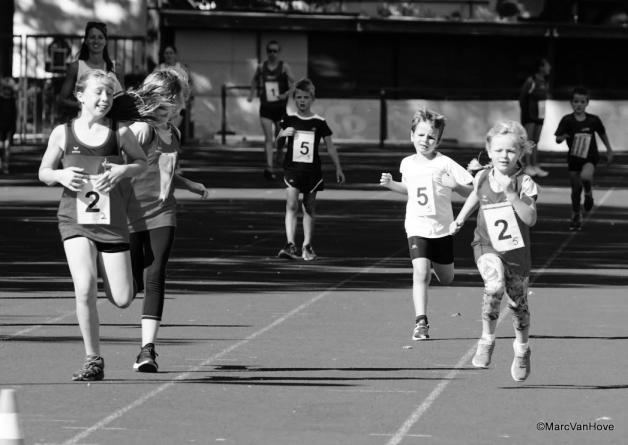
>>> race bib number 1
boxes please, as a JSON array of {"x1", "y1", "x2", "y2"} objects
[
  {"x1": 264, "y1": 81, "x2": 280, "y2": 102},
  {"x1": 411, "y1": 175, "x2": 436, "y2": 217},
  {"x1": 571, "y1": 133, "x2": 591, "y2": 159},
  {"x1": 292, "y1": 131, "x2": 315, "y2": 163},
  {"x1": 482, "y1": 202, "x2": 524, "y2": 252},
  {"x1": 77, "y1": 177, "x2": 110, "y2": 225}
]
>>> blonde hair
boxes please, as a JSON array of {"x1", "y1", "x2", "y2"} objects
[
  {"x1": 411, "y1": 107, "x2": 446, "y2": 142},
  {"x1": 485, "y1": 120, "x2": 534, "y2": 155},
  {"x1": 74, "y1": 69, "x2": 117, "y2": 96}
]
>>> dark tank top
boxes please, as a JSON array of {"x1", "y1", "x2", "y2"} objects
[{"x1": 57, "y1": 119, "x2": 131, "y2": 244}]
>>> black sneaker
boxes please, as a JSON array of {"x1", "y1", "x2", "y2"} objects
[
  {"x1": 72, "y1": 356, "x2": 105, "y2": 381},
  {"x1": 583, "y1": 193, "x2": 594, "y2": 212},
  {"x1": 133, "y1": 343, "x2": 158, "y2": 373},
  {"x1": 278, "y1": 242, "x2": 300, "y2": 259},
  {"x1": 263, "y1": 168, "x2": 277, "y2": 180},
  {"x1": 569, "y1": 214, "x2": 582, "y2": 231},
  {"x1": 412, "y1": 319, "x2": 430, "y2": 340}
]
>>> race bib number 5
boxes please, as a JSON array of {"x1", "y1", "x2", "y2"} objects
[
  {"x1": 77, "y1": 177, "x2": 110, "y2": 224},
  {"x1": 264, "y1": 81, "x2": 280, "y2": 102},
  {"x1": 410, "y1": 175, "x2": 436, "y2": 217},
  {"x1": 571, "y1": 133, "x2": 591, "y2": 159},
  {"x1": 292, "y1": 131, "x2": 315, "y2": 163},
  {"x1": 482, "y1": 202, "x2": 524, "y2": 252}
]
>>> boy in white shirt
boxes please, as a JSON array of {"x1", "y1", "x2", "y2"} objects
[{"x1": 380, "y1": 108, "x2": 473, "y2": 340}]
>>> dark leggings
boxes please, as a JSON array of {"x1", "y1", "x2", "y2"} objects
[{"x1": 130, "y1": 226, "x2": 176, "y2": 321}]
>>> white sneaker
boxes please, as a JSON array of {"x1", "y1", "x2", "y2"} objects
[
  {"x1": 511, "y1": 342, "x2": 531, "y2": 382},
  {"x1": 534, "y1": 166, "x2": 549, "y2": 177},
  {"x1": 523, "y1": 166, "x2": 537, "y2": 176},
  {"x1": 472, "y1": 339, "x2": 495, "y2": 368}
]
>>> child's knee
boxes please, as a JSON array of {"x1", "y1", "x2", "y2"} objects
[{"x1": 482, "y1": 290, "x2": 504, "y2": 321}]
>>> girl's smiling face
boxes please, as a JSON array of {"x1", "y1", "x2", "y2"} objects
[
  {"x1": 78, "y1": 78, "x2": 114, "y2": 117},
  {"x1": 487, "y1": 133, "x2": 521, "y2": 175},
  {"x1": 411, "y1": 121, "x2": 440, "y2": 158},
  {"x1": 86, "y1": 27, "x2": 106, "y2": 55}
]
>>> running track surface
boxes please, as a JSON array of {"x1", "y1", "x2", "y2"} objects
[{"x1": 1, "y1": 144, "x2": 627, "y2": 445}]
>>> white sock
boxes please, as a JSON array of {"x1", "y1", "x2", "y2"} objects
[
  {"x1": 481, "y1": 334, "x2": 495, "y2": 343},
  {"x1": 513, "y1": 341, "x2": 529, "y2": 356}
]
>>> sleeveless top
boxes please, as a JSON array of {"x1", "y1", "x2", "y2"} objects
[
  {"x1": 127, "y1": 124, "x2": 179, "y2": 232},
  {"x1": 57, "y1": 119, "x2": 130, "y2": 243},
  {"x1": 471, "y1": 169, "x2": 533, "y2": 276},
  {"x1": 77, "y1": 60, "x2": 123, "y2": 95},
  {"x1": 258, "y1": 61, "x2": 289, "y2": 106}
]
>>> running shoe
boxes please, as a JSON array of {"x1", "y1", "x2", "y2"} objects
[
  {"x1": 511, "y1": 343, "x2": 531, "y2": 382},
  {"x1": 302, "y1": 244, "x2": 318, "y2": 261},
  {"x1": 412, "y1": 319, "x2": 430, "y2": 341},
  {"x1": 263, "y1": 168, "x2": 277, "y2": 180},
  {"x1": 583, "y1": 193, "x2": 594, "y2": 212},
  {"x1": 134, "y1": 343, "x2": 159, "y2": 373},
  {"x1": 72, "y1": 356, "x2": 105, "y2": 381},
  {"x1": 471, "y1": 339, "x2": 495, "y2": 368},
  {"x1": 278, "y1": 242, "x2": 300, "y2": 259},
  {"x1": 534, "y1": 166, "x2": 549, "y2": 177},
  {"x1": 568, "y1": 213, "x2": 582, "y2": 231}
]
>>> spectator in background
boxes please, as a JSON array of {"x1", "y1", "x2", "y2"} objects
[
  {"x1": 58, "y1": 21, "x2": 124, "y2": 121},
  {"x1": 156, "y1": 45, "x2": 192, "y2": 141},
  {"x1": 0, "y1": 76, "x2": 18, "y2": 174},
  {"x1": 247, "y1": 40, "x2": 295, "y2": 180},
  {"x1": 519, "y1": 58, "x2": 551, "y2": 177}
]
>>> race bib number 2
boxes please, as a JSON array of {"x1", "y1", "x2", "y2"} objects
[
  {"x1": 292, "y1": 131, "x2": 315, "y2": 164},
  {"x1": 411, "y1": 175, "x2": 436, "y2": 217},
  {"x1": 77, "y1": 178, "x2": 110, "y2": 225},
  {"x1": 482, "y1": 202, "x2": 524, "y2": 252}
]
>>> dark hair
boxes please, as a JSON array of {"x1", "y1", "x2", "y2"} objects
[
  {"x1": 571, "y1": 87, "x2": 589, "y2": 100},
  {"x1": 533, "y1": 58, "x2": 549, "y2": 73},
  {"x1": 78, "y1": 21, "x2": 114, "y2": 72},
  {"x1": 266, "y1": 40, "x2": 280, "y2": 51},
  {"x1": 161, "y1": 45, "x2": 178, "y2": 56},
  {"x1": 293, "y1": 78, "x2": 315, "y2": 98}
]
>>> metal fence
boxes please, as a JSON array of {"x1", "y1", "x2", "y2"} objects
[{"x1": 12, "y1": 34, "x2": 145, "y2": 144}]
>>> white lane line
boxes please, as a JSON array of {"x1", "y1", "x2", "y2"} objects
[
  {"x1": 60, "y1": 249, "x2": 406, "y2": 445},
  {"x1": 385, "y1": 188, "x2": 615, "y2": 445}
]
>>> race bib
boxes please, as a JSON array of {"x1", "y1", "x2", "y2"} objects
[
  {"x1": 77, "y1": 177, "x2": 110, "y2": 225},
  {"x1": 409, "y1": 175, "x2": 436, "y2": 217},
  {"x1": 538, "y1": 100, "x2": 546, "y2": 119},
  {"x1": 292, "y1": 131, "x2": 315, "y2": 163},
  {"x1": 571, "y1": 133, "x2": 591, "y2": 159},
  {"x1": 482, "y1": 202, "x2": 524, "y2": 252},
  {"x1": 264, "y1": 81, "x2": 280, "y2": 102},
  {"x1": 158, "y1": 152, "x2": 177, "y2": 201}
]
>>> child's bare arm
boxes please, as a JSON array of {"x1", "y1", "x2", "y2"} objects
[
  {"x1": 174, "y1": 174, "x2": 209, "y2": 198},
  {"x1": 324, "y1": 136, "x2": 345, "y2": 184},
  {"x1": 599, "y1": 132, "x2": 614, "y2": 165},
  {"x1": 379, "y1": 172, "x2": 407, "y2": 194},
  {"x1": 450, "y1": 191, "x2": 479, "y2": 234}
]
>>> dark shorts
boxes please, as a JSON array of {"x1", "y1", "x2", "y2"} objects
[
  {"x1": 64, "y1": 235, "x2": 130, "y2": 253},
  {"x1": 408, "y1": 235, "x2": 454, "y2": 264},
  {"x1": 283, "y1": 169, "x2": 324, "y2": 194},
  {"x1": 260, "y1": 102, "x2": 287, "y2": 123},
  {"x1": 567, "y1": 154, "x2": 598, "y2": 172}
]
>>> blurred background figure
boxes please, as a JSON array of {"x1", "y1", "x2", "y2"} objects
[
  {"x1": 519, "y1": 57, "x2": 551, "y2": 177},
  {"x1": 0, "y1": 76, "x2": 17, "y2": 174},
  {"x1": 156, "y1": 45, "x2": 192, "y2": 141},
  {"x1": 57, "y1": 21, "x2": 124, "y2": 122}
]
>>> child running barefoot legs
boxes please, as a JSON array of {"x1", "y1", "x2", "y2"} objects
[
  {"x1": 38, "y1": 70, "x2": 147, "y2": 380},
  {"x1": 451, "y1": 120, "x2": 538, "y2": 382},
  {"x1": 381, "y1": 108, "x2": 472, "y2": 340},
  {"x1": 554, "y1": 87, "x2": 613, "y2": 231}
]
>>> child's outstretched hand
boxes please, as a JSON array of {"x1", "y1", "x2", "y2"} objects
[
  {"x1": 336, "y1": 168, "x2": 346, "y2": 184},
  {"x1": 449, "y1": 220, "x2": 463, "y2": 235},
  {"x1": 436, "y1": 172, "x2": 456, "y2": 189},
  {"x1": 380, "y1": 172, "x2": 393, "y2": 187}
]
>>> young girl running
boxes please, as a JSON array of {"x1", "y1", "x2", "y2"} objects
[
  {"x1": 123, "y1": 69, "x2": 209, "y2": 372},
  {"x1": 450, "y1": 120, "x2": 538, "y2": 382},
  {"x1": 380, "y1": 108, "x2": 473, "y2": 340},
  {"x1": 38, "y1": 70, "x2": 147, "y2": 381}
]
